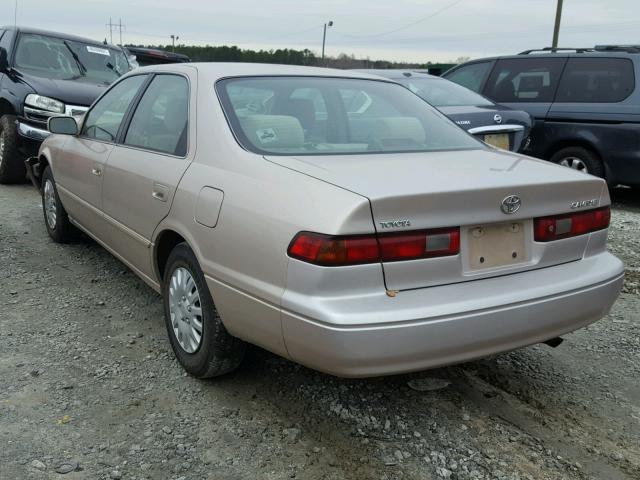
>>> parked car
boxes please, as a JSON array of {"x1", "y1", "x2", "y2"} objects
[
  {"x1": 443, "y1": 46, "x2": 640, "y2": 186},
  {"x1": 0, "y1": 26, "x2": 130, "y2": 183},
  {"x1": 30, "y1": 64, "x2": 623, "y2": 378},
  {"x1": 358, "y1": 69, "x2": 532, "y2": 152},
  {"x1": 125, "y1": 47, "x2": 190, "y2": 67}
]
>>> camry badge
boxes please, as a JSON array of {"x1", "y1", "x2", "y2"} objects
[
  {"x1": 501, "y1": 195, "x2": 521, "y2": 214},
  {"x1": 493, "y1": 114, "x2": 503, "y2": 124}
]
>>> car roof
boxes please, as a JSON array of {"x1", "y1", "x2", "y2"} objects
[
  {"x1": 1, "y1": 25, "x2": 121, "y2": 50},
  {"x1": 128, "y1": 62, "x2": 401, "y2": 82},
  {"x1": 452, "y1": 49, "x2": 640, "y2": 66}
]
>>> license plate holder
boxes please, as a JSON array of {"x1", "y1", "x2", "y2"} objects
[
  {"x1": 484, "y1": 133, "x2": 510, "y2": 150},
  {"x1": 468, "y1": 222, "x2": 525, "y2": 270}
]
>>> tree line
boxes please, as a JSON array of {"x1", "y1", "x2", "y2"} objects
[{"x1": 126, "y1": 44, "x2": 456, "y2": 72}]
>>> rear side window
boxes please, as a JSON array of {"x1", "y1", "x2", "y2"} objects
[
  {"x1": 485, "y1": 58, "x2": 565, "y2": 103},
  {"x1": 124, "y1": 74, "x2": 189, "y2": 156},
  {"x1": 445, "y1": 62, "x2": 492, "y2": 92},
  {"x1": 555, "y1": 58, "x2": 635, "y2": 103}
]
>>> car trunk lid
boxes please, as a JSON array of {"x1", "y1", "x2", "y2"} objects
[{"x1": 267, "y1": 149, "x2": 607, "y2": 290}]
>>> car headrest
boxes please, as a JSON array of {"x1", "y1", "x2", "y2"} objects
[{"x1": 239, "y1": 115, "x2": 304, "y2": 151}]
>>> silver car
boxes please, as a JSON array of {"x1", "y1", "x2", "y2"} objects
[{"x1": 30, "y1": 63, "x2": 624, "y2": 378}]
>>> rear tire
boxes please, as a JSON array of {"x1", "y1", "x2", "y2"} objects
[
  {"x1": 162, "y1": 243, "x2": 246, "y2": 378},
  {"x1": 41, "y1": 166, "x2": 77, "y2": 243},
  {"x1": 0, "y1": 114, "x2": 26, "y2": 184},
  {"x1": 550, "y1": 146, "x2": 604, "y2": 178}
]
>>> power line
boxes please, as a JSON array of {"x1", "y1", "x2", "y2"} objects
[{"x1": 334, "y1": 0, "x2": 465, "y2": 39}]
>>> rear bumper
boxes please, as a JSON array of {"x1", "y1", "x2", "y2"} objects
[{"x1": 281, "y1": 252, "x2": 624, "y2": 377}]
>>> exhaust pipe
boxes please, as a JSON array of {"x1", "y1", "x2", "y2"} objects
[{"x1": 543, "y1": 337, "x2": 564, "y2": 348}]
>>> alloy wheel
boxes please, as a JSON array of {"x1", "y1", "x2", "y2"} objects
[
  {"x1": 0, "y1": 133, "x2": 4, "y2": 167},
  {"x1": 168, "y1": 267, "x2": 203, "y2": 353},
  {"x1": 43, "y1": 179, "x2": 58, "y2": 229},
  {"x1": 559, "y1": 156, "x2": 588, "y2": 173}
]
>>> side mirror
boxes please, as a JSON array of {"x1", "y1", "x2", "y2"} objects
[
  {"x1": 48, "y1": 116, "x2": 78, "y2": 135},
  {"x1": 0, "y1": 47, "x2": 8, "y2": 72}
]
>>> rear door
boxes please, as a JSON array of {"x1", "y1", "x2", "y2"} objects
[
  {"x1": 481, "y1": 57, "x2": 567, "y2": 121},
  {"x1": 100, "y1": 72, "x2": 193, "y2": 279}
]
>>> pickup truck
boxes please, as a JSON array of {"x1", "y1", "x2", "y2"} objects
[{"x1": 0, "y1": 26, "x2": 129, "y2": 183}]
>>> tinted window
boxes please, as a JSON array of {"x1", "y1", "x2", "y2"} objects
[
  {"x1": 218, "y1": 76, "x2": 482, "y2": 156},
  {"x1": 445, "y1": 62, "x2": 492, "y2": 92},
  {"x1": 485, "y1": 58, "x2": 565, "y2": 103},
  {"x1": 400, "y1": 77, "x2": 494, "y2": 107},
  {"x1": 555, "y1": 58, "x2": 635, "y2": 103},
  {"x1": 124, "y1": 75, "x2": 189, "y2": 156},
  {"x1": 82, "y1": 75, "x2": 146, "y2": 141}
]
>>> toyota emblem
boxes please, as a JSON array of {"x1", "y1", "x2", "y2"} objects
[
  {"x1": 493, "y1": 114, "x2": 503, "y2": 124},
  {"x1": 501, "y1": 195, "x2": 521, "y2": 214}
]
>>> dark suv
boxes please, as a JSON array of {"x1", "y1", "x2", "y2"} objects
[
  {"x1": 443, "y1": 46, "x2": 640, "y2": 186},
  {"x1": 0, "y1": 26, "x2": 130, "y2": 183}
]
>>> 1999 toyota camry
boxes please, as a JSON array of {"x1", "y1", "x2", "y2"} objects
[{"x1": 30, "y1": 63, "x2": 624, "y2": 378}]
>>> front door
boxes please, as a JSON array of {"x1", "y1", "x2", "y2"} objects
[
  {"x1": 54, "y1": 74, "x2": 148, "y2": 237},
  {"x1": 101, "y1": 73, "x2": 193, "y2": 279}
]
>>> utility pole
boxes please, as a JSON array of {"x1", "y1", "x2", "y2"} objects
[
  {"x1": 14, "y1": 0, "x2": 17, "y2": 27},
  {"x1": 321, "y1": 20, "x2": 333, "y2": 62},
  {"x1": 552, "y1": 0, "x2": 563, "y2": 49},
  {"x1": 170, "y1": 34, "x2": 179, "y2": 52},
  {"x1": 106, "y1": 17, "x2": 126, "y2": 45}
]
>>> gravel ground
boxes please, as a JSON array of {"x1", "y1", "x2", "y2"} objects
[{"x1": 1, "y1": 183, "x2": 638, "y2": 480}]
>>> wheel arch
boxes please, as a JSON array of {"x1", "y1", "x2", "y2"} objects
[
  {"x1": 0, "y1": 98, "x2": 17, "y2": 117},
  {"x1": 544, "y1": 138, "x2": 602, "y2": 162}
]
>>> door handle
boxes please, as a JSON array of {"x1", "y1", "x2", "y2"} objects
[
  {"x1": 152, "y1": 183, "x2": 169, "y2": 202},
  {"x1": 91, "y1": 167, "x2": 102, "y2": 176}
]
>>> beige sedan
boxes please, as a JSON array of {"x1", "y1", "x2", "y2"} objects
[{"x1": 31, "y1": 63, "x2": 623, "y2": 378}]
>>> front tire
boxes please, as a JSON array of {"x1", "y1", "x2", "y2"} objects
[
  {"x1": 0, "y1": 114, "x2": 26, "y2": 184},
  {"x1": 163, "y1": 243, "x2": 246, "y2": 378},
  {"x1": 41, "y1": 166, "x2": 77, "y2": 243},
  {"x1": 550, "y1": 146, "x2": 604, "y2": 178}
]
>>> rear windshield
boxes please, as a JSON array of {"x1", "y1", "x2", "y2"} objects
[
  {"x1": 216, "y1": 76, "x2": 482, "y2": 156},
  {"x1": 398, "y1": 77, "x2": 494, "y2": 107},
  {"x1": 14, "y1": 33, "x2": 129, "y2": 84}
]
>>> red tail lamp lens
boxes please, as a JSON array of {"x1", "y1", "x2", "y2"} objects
[
  {"x1": 288, "y1": 228, "x2": 460, "y2": 266},
  {"x1": 534, "y1": 206, "x2": 610, "y2": 242}
]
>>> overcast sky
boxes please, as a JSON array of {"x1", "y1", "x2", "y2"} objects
[{"x1": 9, "y1": 0, "x2": 640, "y2": 62}]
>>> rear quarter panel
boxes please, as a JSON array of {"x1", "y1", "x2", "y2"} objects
[{"x1": 153, "y1": 74, "x2": 375, "y2": 356}]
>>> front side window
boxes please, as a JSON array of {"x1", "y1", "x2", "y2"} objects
[
  {"x1": 444, "y1": 62, "x2": 492, "y2": 92},
  {"x1": 124, "y1": 75, "x2": 189, "y2": 156},
  {"x1": 82, "y1": 75, "x2": 147, "y2": 142},
  {"x1": 217, "y1": 76, "x2": 482, "y2": 156},
  {"x1": 14, "y1": 33, "x2": 130, "y2": 84},
  {"x1": 485, "y1": 58, "x2": 565, "y2": 103},
  {"x1": 555, "y1": 57, "x2": 635, "y2": 103},
  {"x1": 400, "y1": 78, "x2": 494, "y2": 107}
]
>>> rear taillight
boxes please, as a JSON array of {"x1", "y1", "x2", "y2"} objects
[
  {"x1": 534, "y1": 206, "x2": 610, "y2": 242},
  {"x1": 288, "y1": 228, "x2": 460, "y2": 266}
]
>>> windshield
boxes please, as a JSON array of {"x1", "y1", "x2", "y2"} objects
[
  {"x1": 217, "y1": 76, "x2": 482, "y2": 156},
  {"x1": 14, "y1": 33, "x2": 129, "y2": 84},
  {"x1": 399, "y1": 77, "x2": 494, "y2": 107}
]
